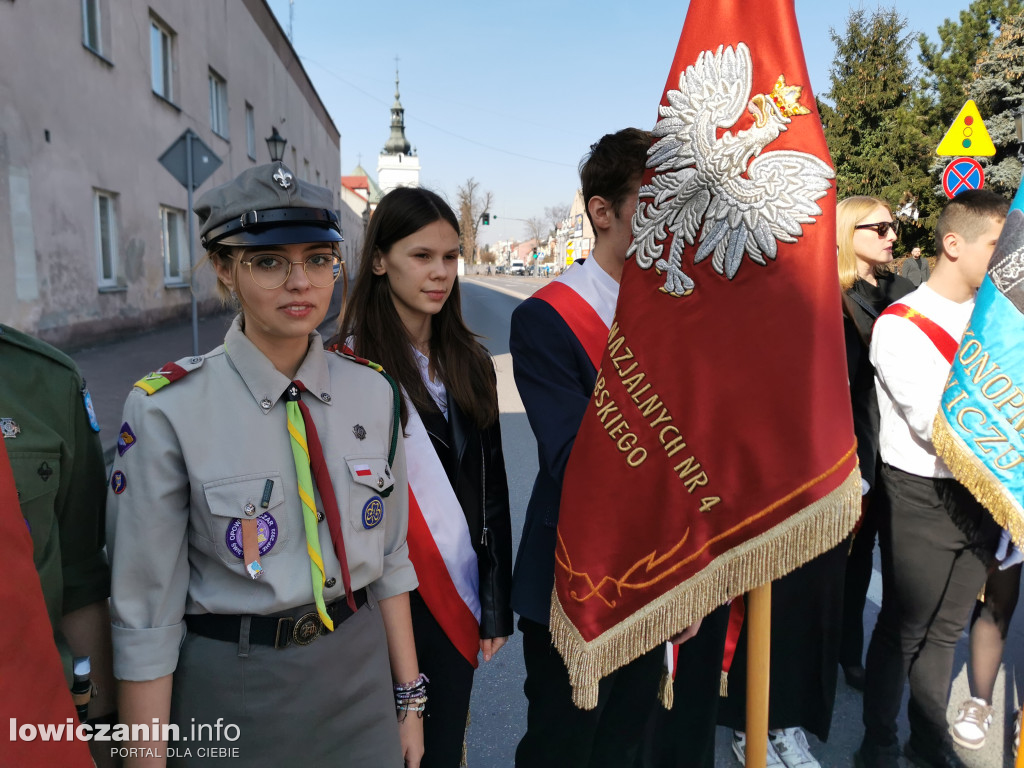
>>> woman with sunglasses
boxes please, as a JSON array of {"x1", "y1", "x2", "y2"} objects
[
  {"x1": 335, "y1": 187, "x2": 513, "y2": 768},
  {"x1": 835, "y1": 196, "x2": 913, "y2": 692},
  {"x1": 106, "y1": 163, "x2": 423, "y2": 767}
]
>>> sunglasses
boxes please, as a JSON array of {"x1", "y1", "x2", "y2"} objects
[{"x1": 854, "y1": 220, "x2": 899, "y2": 237}]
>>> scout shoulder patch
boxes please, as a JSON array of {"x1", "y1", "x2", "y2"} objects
[{"x1": 134, "y1": 355, "x2": 207, "y2": 395}]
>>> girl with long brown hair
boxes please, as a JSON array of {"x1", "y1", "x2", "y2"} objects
[{"x1": 336, "y1": 186, "x2": 513, "y2": 768}]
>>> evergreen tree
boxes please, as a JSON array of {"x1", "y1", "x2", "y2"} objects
[
  {"x1": 918, "y1": 0, "x2": 1023, "y2": 128},
  {"x1": 820, "y1": 9, "x2": 935, "y2": 252},
  {"x1": 969, "y1": 11, "x2": 1024, "y2": 195}
]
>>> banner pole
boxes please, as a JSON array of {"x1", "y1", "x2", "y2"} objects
[{"x1": 745, "y1": 582, "x2": 772, "y2": 768}]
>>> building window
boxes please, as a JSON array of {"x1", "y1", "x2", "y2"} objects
[
  {"x1": 160, "y1": 206, "x2": 187, "y2": 284},
  {"x1": 150, "y1": 16, "x2": 174, "y2": 100},
  {"x1": 303, "y1": 159, "x2": 310, "y2": 181},
  {"x1": 82, "y1": 0, "x2": 103, "y2": 56},
  {"x1": 245, "y1": 103, "x2": 256, "y2": 159},
  {"x1": 94, "y1": 191, "x2": 118, "y2": 287},
  {"x1": 209, "y1": 70, "x2": 228, "y2": 138}
]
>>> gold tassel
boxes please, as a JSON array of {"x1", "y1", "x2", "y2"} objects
[
  {"x1": 658, "y1": 666, "x2": 674, "y2": 710},
  {"x1": 460, "y1": 708, "x2": 470, "y2": 768},
  {"x1": 550, "y1": 466, "x2": 862, "y2": 710},
  {"x1": 720, "y1": 670, "x2": 729, "y2": 698},
  {"x1": 933, "y1": 413, "x2": 1024, "y2": 547}
]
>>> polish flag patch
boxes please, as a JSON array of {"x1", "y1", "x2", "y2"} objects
[{"x1": 353, "y1": 464, "x2": 373, "y2": 477}]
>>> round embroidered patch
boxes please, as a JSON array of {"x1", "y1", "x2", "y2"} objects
[
  {"x1": 225, "y1": 512, "x2": 279, "y2": 558},
  {"x1": 362, "y1": 496, "x2": 384, "y2": 529},
  {"x1": 110, "y1": 470, "x2": 127, "y2": 495}
]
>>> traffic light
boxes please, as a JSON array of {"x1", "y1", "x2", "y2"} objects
[{"x1": 482, "y1": 212, "x2": 490, "y2": 225}]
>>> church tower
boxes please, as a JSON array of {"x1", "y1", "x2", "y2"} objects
[{"x1": 377, "y1": 66, "x2": 420, "y2": 195}]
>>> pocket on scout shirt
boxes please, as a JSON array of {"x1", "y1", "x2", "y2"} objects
[
  {"x1": 344, "y1": 457, "x2": 394, "y2": 535},
  {"x1": 9, "y1": 451, "x2": 61, "y2": 565},
  {"x1": 201, "y1": 472, "x2": 288, "y2": 566}
]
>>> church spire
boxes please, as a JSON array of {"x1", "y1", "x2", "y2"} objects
[{"x1": 383, "y1": 62, "x2": 413, "y2": 156}]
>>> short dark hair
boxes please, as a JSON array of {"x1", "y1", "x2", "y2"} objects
[
  {"x1": 936, "y1": 189, "x2": 1009, "y2": 254},
  {"x1": 580, "y1": 128, "x2": 651, "y2": 233}
]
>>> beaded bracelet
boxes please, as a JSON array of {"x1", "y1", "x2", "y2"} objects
[{"x1": 394, "y1": 673, "x2": 429, "y2": 721}]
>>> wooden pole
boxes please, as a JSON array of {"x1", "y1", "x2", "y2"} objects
[{"x1": 745, "y1": 582, "x2": 772, "y2": 768}]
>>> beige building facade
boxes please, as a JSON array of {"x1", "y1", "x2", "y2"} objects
[{"x1": 0, "y1": 0, "x2": 342, "y2": 346}]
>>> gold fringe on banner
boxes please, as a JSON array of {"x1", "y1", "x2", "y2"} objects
[
  {"x1": 720, "y1": 670, "x2": 729, "y2": 697},
  {"x1": 933, "y1": 412, "x2": 1024, "y2": 547},
  {"x1": 550, "y1": 466, "x2": 862, "y2": 710}
]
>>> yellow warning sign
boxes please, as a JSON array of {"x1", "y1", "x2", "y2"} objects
[{"x1": 936, "y1": 100, "x2": 996, "y2": 157}]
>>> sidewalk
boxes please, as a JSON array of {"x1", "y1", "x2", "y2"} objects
[{"x1": 69, "y1": 288, "x2": 344, "y2": 463}]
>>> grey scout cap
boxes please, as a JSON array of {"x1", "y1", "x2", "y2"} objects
[{"x1": 194, "y1": 162, "x2": 343, "y2": 248}]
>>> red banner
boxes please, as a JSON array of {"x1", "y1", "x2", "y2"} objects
[{"x1": 551, "y1": 0, "x2": 860, "y2": 708}]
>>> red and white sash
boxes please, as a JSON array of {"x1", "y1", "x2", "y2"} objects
[{"x1": 404, "y1": 403, "x2": 482, "y2": 667}]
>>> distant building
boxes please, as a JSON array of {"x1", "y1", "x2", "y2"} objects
[
  {"x1": 377, "y1": 69, "x2": 420, "y2": 195},
  {"x1": 0, "y1": 0, "x2": 340, "y2": 347},
  {"x1": 557, "y1": 190, "x2": 595, "y2": 268}
]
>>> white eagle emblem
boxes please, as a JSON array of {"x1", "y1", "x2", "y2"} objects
[{"x1": 629, "y1": 43, "x2": 834, "y2": 297}]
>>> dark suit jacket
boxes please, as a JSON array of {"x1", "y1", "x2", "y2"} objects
[{"x1": 508, "y1": 296, "x2": 598, "y2": 626}]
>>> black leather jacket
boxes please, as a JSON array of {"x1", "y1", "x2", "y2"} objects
[{"x1": 419, "y1": 395, "x2": 514, "y2": 639}]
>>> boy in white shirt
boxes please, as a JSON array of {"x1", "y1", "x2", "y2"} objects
[{"x1": 856, "y1": 189, "x2": 1009, "y2": 768}]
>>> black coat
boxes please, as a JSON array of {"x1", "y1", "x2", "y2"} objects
[
  {"x1": 419, "y1": 394, "x2": 514, "y2": 640},
  {"x1": 843, "y1": 273, "x2": 914, "y2": 487}
]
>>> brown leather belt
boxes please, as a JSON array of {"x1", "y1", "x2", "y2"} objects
[{"x1": 185, "y1": 588, "x2": 367, "y2": 649}]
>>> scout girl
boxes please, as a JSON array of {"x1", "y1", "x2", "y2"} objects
[{"x1": 106, "y1": 163, "x2": 424, "y2": 767}]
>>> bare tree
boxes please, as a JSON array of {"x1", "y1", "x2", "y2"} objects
[
  {"x1": 545, "y1": 203, "x2": 571, "y2": 231},
  {"x1": 524, "y1": 216, "x2": 547, "y2": 249},
  {"x1": 456, "y1": 178, "x2": 493, "y2": 264}
]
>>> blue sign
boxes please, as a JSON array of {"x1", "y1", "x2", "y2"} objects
[{"x1": 942, "y1": 157, "x2": 985, "y2": 199}]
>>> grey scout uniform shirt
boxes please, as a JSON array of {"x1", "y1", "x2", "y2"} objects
[{"x1": 107, "y1": 318, "x2": 416, "y2": 682}]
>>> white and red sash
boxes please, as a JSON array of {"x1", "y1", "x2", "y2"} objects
[{"x1": 404, "y1": 403, "x2": 482, "y2": 667}]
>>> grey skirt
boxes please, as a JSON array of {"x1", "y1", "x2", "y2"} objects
[{"x1": 169, "y1": 596, "x2": 402, "y2": 767}]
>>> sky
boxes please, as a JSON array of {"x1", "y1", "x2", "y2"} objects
[{"x1": 265, "y1": 0, "x2": 974, "y2": 246}]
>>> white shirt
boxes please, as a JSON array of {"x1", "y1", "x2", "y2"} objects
[
  {"x1": 557, "y1": 255, "x2": 620, "y2": 328},
  {"x1": 412, "y1": 346, "x2": 448, "y2": 418},
  {"x1": 870, "y1": 283, "x2": 974, "y2": 478}
]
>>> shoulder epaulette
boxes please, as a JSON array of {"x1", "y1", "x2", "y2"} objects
[
  {"x1": 0, "y1": 324, "x2": 79, "y2": 376},
  {"x1": 330, "y1": 345, "x2": 400, "y2": 475},
  {"x1": 134, "y1": 354, "x2": 207, "y2": 395}
]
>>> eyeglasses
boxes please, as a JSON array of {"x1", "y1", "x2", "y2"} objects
[
  {"x1": 854, "y1": 220, "x2": 899, "y2": 238},
  {"x1": 241, "y1": 253, "x2": 342, "y2": 290}
]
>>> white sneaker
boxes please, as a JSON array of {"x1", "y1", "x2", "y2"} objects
[
  {"x1": 769, "y1": 728, "x2": 822, "y2": 768},
  {"x1": 950, "y1": 696, "x2": 993, "y2": 750},
  {"x1": 732, "y1": 730, "x2": 784, "y2": 767}
]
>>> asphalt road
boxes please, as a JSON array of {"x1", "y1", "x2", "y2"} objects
[{"x1": 458, "y1": 276, "x2": 1024, "y2": 768}]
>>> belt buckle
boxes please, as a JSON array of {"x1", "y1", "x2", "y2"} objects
[
  {"x1": 274, "y1": 617, "x2": 294, "y2": 649},
  {"x1": 291, "y1": 612, "x2": 322, "y2": 646}
]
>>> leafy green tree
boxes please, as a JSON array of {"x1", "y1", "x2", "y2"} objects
[
  {"x1": 968, "y1": 11, "x2": 1024, "y2": 195},
  {"x1": 918, "y1": 0, "x2": 1023, "y2": 128},
  {"x1": 820, "y1": 8, "x2": 935, "y2": 252}
]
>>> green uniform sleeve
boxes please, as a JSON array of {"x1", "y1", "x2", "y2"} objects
[{"x1": 57, "y1": 372, "x2": 110, "y2": 615}]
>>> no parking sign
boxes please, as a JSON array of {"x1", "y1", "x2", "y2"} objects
[{"x1": 941, "y1": 157, "x2": 985, "y2": 199}]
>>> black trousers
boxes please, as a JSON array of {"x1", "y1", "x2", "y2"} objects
[
  {"x1": 410, "y1": 590, "x2": 476, "y2": 768},
  {"x1": 515, "y1": 617, "x2": 664, "y2": 768},
  {"x1": 635, "y1": 603, "x2": 730, "y2": 768},
  {"x1": 861, "y1": 465, "x2": 998, "y2": 757},
  {"x1": 841, "y1": 479, "x2": 889, "y2": 669}
]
